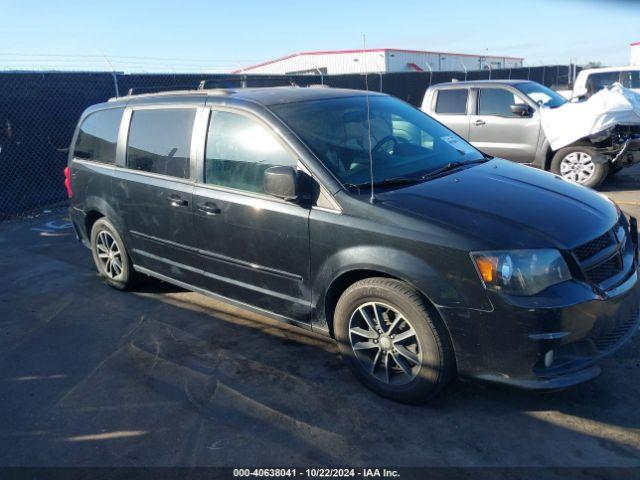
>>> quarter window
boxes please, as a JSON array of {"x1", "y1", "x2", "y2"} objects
[
  {"x1": 126, "y1": 109, "x2": 196, "y2": 179},
  {"x1": 435, "y1": 89, "x2": 468, "y2": 115},
  {"x1": 74, "y1": 108, "x2": 123, "y2": 163},
  {"x1": 478, "y1": 88, "x2": 521, "y2": 117},
  {"x1": 204, "y1": 111, "x2": 296, "y2": 193}
]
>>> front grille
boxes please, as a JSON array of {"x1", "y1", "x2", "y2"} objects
[
  {"x1": 592, "y1": 306, "x2": 640, "y2": 352},
  {"x1": 572, "y1": 217, "x2": 629, "y2": 286},
  {"x1": 573, "y1": 230, "x2": 614, "y2": 261},
  {"x1": 586, "y1": 255, "x2": 623, "y2": 284}
]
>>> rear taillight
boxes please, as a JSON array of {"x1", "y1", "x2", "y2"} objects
[{"x1": 64, "y1": 166, "x2": 73, "y2": 198}]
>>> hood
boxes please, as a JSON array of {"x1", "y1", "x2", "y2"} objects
[
  {"x1": 376, "y1": 159, "x2": 619, "y2": 250},
  {"x1": 541, "y1": 84, "x2": 640, "y2": 150}
]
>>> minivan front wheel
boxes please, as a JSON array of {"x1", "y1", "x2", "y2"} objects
[
  {"x1": 550, "y1": 146, "x2": 608, "y2": 188},
  {"x1": 334, "y1": 278, "x2": 454, "y2": 403},
  {"x1": 90, "y1": 218, "x2": 137, "y2": 290}
]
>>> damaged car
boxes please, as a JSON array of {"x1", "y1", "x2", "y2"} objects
[{"x1": 422, "y1": 80, "x2": 640, "y2": 188}]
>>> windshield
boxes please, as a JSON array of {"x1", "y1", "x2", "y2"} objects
[
  {"x1": 271, "y1": 95, "x2": 485, "y2": 188},
  {"x1": 515, "y1": 82, "x2": 567, "y2": 108},
  {"x1": 621, "y1": 70, "x2": 640, "y2": 89}
]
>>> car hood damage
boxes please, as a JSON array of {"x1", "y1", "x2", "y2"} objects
[
  {"x1": 376, "y1": 159, "x2": 619, "y2": 250},
  {"x1": 540, "y1": 84, "x2": 640, "y2": 151}
]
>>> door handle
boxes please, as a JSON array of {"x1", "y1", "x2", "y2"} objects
[
  {"x1": 167, "y1": 194, "x2": 189, "y2": 207},
  {"x1": 474, "y1": 119, "x2": 486, "y2": 126},
  {"x1": 197, "y1": 202, "x2": 221, "y2": 215}
]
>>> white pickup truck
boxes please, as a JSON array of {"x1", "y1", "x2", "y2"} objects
[{"x1": 560, "y1": 66, "x2": 640, "y2": 100}]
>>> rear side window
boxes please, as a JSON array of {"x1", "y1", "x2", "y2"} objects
[
  {"x1": 586, "y1": 71, "x2": 620, "y2": 94},
  {"x1": 435, "y1": 89, "x2": 468, "y2": 114},
  {"x1": 126, "y1": 109, "x2": 196, "y2": 179},
  {"x1": 204, "y1": 110, "x2": 296, "y2": 194},
  {"x1": 478, "y1": 88, "x2": 521, "y2": 116},
  {"x1": 74, "y1": 108, "x2": 123, "y2": 163}
]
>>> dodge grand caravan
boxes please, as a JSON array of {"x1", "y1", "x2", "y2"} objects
[{"x1": 66, "y1": 87, "x2": 640, "y2": 403}]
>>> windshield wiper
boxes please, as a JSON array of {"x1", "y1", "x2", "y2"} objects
[
  {"x1": 420, "y1": 158, "x2": 488, "y2": 181},
  {"x1": 350, "y1": 177, "x2": 424, "y2": 189},
  {"x1": 348, "y1": 159, "x2": 489, "y2": 191}
]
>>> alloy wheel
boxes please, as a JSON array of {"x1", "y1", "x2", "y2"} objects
[
  {"x1": 560, "y1": 152, "x2": 595, "y2": 184},
  {"x1": 95, "y1": 230, "x2": 124, "y2": 280},
  {"x1": 348, "y1": 302, "x2": 422, "y2": 385}
]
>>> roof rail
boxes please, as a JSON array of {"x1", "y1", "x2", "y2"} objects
[
  {"x1": 107, "y1": 85, "x2": 236, "y2": 102},
  {"x1": 125, "y1": 84, "x2": 199, "y2": 96}
]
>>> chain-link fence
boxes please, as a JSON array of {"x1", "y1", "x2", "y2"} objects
[{"x1": 0, "y1": 65, "x2": 577, "y2": 221}]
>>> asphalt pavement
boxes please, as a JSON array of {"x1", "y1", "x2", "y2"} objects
[{"x1": 0, "y1": 167, "x2": 638, "y2": 470}]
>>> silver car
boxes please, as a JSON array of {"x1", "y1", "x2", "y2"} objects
[{"x1": 421, "y1": 80, "x2": 640, "y2": 188}]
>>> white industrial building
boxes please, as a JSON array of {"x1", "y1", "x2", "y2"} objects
[
  {"x1": 631, "y1": 41, "x2": 640, "y2": 66},
  {"x1": 233, "y1": 48, "x2": 524, "y2": 75}
]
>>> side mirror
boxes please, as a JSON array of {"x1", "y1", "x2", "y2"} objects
[
  {"x1": 510, "y1": 104, "x2": 532, "y2": 117},
  {"x1": 264, "y1": 166, "x2": 298, "y2": 201},
  {"x1": 573, "y1": 86, "x2": 588, "y2": 97},
  {"x1": 572, "y1": 86, "x2": 588, "y2": 101}
]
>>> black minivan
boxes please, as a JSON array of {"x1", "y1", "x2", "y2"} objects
[{"x1": 66, "y1": 86, "x2": 640, "y2": 403}]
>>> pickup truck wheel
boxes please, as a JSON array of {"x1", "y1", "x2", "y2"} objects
[
  {"x1": 551, "y1": 146, "x2": 608, "y2": 188},
  {"x1": 334, "y1": 278, "x2": 454, "y2": 403},
  {"x1": 90, "y1": 218, "x2": 138, "y2": 290}
]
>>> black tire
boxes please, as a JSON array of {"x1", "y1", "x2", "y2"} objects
[
  {"x1": 90, "y1": 218, "x2": 138, "y2": 290},
  {"x1": 608, "y1": 162, "x2": 624, "y2": 176},
  {"x1": 550, "y1": 146, "x2": 608, "y2": 188},
  {"x1": 334, "y1": 277, "x2": 454, "y2": 403}
]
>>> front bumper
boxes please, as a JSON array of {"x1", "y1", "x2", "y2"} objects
[
  {"x1": 603, "y1": 135, "x2": 640, "y2": 167},
  {"x1": 440, "y1": 247, "x2": 640, "y2": 390}
]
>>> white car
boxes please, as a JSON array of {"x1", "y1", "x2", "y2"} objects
[{"x1": 561, "y1": 66, "x2": 640, "y2": 100}]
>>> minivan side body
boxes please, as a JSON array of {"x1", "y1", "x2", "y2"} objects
[{"x1": 68, "y1": 87, "x2": 640, "y2": 401}]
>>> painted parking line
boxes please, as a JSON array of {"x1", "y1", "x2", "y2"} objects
[{"x1": 30, "y1": 219, "x2": 73, "y2": 237}]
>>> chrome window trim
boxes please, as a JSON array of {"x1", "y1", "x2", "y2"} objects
[{"x1": 72, "y1": 157, "x2": 118, "y2": 170}]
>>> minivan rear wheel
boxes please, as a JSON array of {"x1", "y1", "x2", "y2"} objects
[
  {"x1": 550, "y1": 146, "x2": 608, "y2": 188},
  {"x1": 334, "y1": 278, "x2": 454, "y2": 403},
  {"x1": 90, "y1": 218, "x2": 137, "y2": 290}
]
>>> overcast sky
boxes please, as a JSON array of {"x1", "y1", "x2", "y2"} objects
[{"x1": 0, "y1": 0, "x2": 637, "y2": 71}]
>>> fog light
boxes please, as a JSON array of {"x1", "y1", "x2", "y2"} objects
[{"x1": 544, "y1": 350, "x2": 554, "y2": 368}]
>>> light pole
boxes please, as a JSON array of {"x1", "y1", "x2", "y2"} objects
[
  {"x1": 458, "y1": 58, "x2": 468, "y2": 81},
  {"x1": 425, "y1": 61, "x2": 433, "y2": 87}
]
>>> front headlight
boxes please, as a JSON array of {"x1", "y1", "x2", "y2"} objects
[{"x1": 471, "y1": 249, "x2": 571, "y2": 296}]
